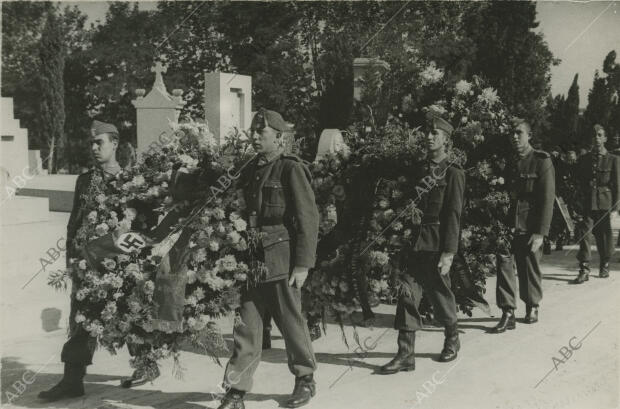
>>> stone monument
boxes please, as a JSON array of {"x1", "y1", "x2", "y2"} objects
[
  {"x1": 204, "y1": 72, "x2": 252, "y2": 144},
  {"x1": 132, "y1": 62, "x2": 185, "y2": 156}
]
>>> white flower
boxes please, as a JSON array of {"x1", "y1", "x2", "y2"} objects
[
  {"x1": 233, "y1": 219, "x2": 247, "y2": 232},
  {"x1": 118, "y1": 219, "x2": 132, "y2": 231},
  {"x1": 143, "y1": 280, "x2": 155, "y2": 295},
  {"x1": 228, "y1": 231, "x2": 241, "y2": 244},
  {"x1": 193, "y1": 287, "x2": 205, "y2": 300},
  {"x1": 129, "y1": 301, "x2": 141, "y2": 313},
  {"x1": 217, "y1": 255, "x2": 237, "y2": 272},
  {"x1": 193, "y1": 248, "x2": 207, "y2": 263},
  {"x1": 420, "y1": 61, "x2": 444, "y2": 85},
  {"x1": 234, "y1": 272, "x2": 247, "y2": 281},
  {"x1": 229, "y1": 212, "x2": 241, "y2": 221},
  {"x1": 75, "y1": 313, "x2": 86, "y2": 323},
  {"x1": 455, "y1": 80, "x2": 473, "y2": 95},
  {"x1": 392, "y1": 221, "x2": 403, "y2": 231},
  {"x1": 131, "y1": 175, "x2": 146, "y2": 187},
  {"x1": 370, "y1": 251, "x2": 390, "y2": 266},
  {"x1": 95, "y1": 222, "x2": 109, "y2": 236},
  {"x1": 75, "y1": 289, "x2": 89, "y2": 301},
  {"x1": 187, "y1": 269, "x2": 197, "y2": 284},
  {"x1": 87, "y1": 211, "x2": 98, "y2": 224},
  {"x1": 378, "y1": 199, "x2": 389, "y2": 209},
  {"x1": 208, "y1": 240, "x2": 220, "y2": 252},
  {"x1": 179, "y1": 154, "x2": 199, "y2": 169},
  {"x1": 78, "y1": 259, "x2": 88, "y2": 270},
  {"x1": 478, "y1": 87, "x2": 500, "y2": 106},
  {"x1": 96, "y1": 194, "x2": 106, "y2": 204}
]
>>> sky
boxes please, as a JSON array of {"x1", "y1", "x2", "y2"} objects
[{"x1": 65, "y1": 1, "x2": 620, "y2": 108}]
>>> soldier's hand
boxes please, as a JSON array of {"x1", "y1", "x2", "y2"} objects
[
  {"x1": 289, "y1": 267, "x2": 309, "y2": 288},
  {"x1": 437, "y1": 252, "x2": 455, "y2": 276},
  {"x1": 528, "y1": 234, "x2": 544, "y2": 253}
]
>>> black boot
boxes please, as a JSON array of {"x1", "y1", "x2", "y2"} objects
[
  {"x1": 439, "y1": 323, "x2": 460, "y2": 362},
  {"x1": 262, "y1": 325, "x2": 272, "y2": 350},
  {"x1": 308, "y1": 321, "x2": 322, "y2": 341},
  {"x1": 490, "y1": 309, "x2": 516, "y2": 333},
  {"x1": 524, "y1": 306, "x2": 539, "y2": 324},
  {"x1": 599, "y1": 262, "x2": 610, "y2": 278},
  {"x1": 120, "y1": 364, "x2": 160, "y2": 388},
  {"x1": 37, "y1": 363, "x2": 85, "y2": 402},
  {"x1": 572, "y1": 262, "x2": 590, "y2": 284},
  {"x1": 217, "y1": 389, "x2": 245, "y2": 409},
  {"x1": 284, "y1": 375, "x2": 316, "y2": 408},
  {"x1": 376, "y1": 331, "x2": 416, "y2": 374}
]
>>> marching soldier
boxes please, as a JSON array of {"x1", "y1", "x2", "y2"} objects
[
  {"x1": 378, "y1": 111, "x2": 465, "y2": 374},
  {"x1": 491, "y1": 118, "x2": 555, "y2": 333},
  {"x1": 573, "y1": 124, "x2": 620, "y2": 282},
  {"x1": 612, "y1": 133, "x2": 620, "y2": 249},
  {"x1": 38, "y1": 121, "x2": 158, "y2": 401},
  {"x1": 218, "y1": 109, "x2": 319, "y2": 409}
]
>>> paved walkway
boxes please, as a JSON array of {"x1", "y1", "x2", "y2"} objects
[{"x1": 1, "y1": 213, "x2": 619, "y2": 409}]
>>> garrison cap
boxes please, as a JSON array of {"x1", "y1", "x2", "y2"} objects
[
  {"x1": 251, "y1": 109, "x2": 292, "y2": 132},
  {"x1": 91, "y1": 120, "x2": 119, "y2": 137},
  {"x1": 426, "y1": 109, "x2": 454, "y2": 136}
]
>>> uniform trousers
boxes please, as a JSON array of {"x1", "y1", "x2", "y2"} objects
[
  {"x1": 496, "y1": 233, "x2": 543, "y2": 310},
  {"x1": 394, "y1": 251, "x2": 458, "y2": 331},
  {"x1": 223, "y1": 279, "x2": 316, "y2": 392},
  {"x1": 577, "y1": 210, "x2": 613, "y2": 266}
]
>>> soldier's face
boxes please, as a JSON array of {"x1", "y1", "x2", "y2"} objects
[
  {"x1": 91, "y1": 133, "x2": 117, "y2": 164},
  {"x1": 593, "y1": 128, "x2": 606, "y2": 149},
  {"x1": 252, "y1": 126, "x2": 280, "y2": 155},
  {"x1": 511, "y1": 124, "x2": 530, "y2": 152},
  {"x1": 426, "y1": 128, "x2": 447, "y2": 153}
]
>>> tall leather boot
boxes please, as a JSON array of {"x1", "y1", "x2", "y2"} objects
[
  {"x1": 599, "y1": 262, "x2": 610, "y2": 278},
  {"x1": 38, "y1": 363, "x2": 85, "y2": 402},
  {"x1": 572, "y1": 262, "x2": 590, "y2": 284},
  {"x1": 217, "y1": 388, "x2": 245, "y2": 409},
  {"x1": 489, "y1": 309, "x2": 516, "y2": 333},
  {"x1": 439, "y1": 323, "x2": 460, "y2": 362},
  {"x1": 262, "y1": 324, "x2": 272, "y2": 350},
  {"x1": 376, "y1": 331, "x2": 416, "y2": 374},
  {"x1": 284, "y1": 374, "x2": 316, "y2": 408}
]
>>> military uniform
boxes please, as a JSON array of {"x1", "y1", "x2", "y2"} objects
[
  {"x1": 394, "y1": 157, "x2": 465, "y2": 331},
  {"x1": 496, "y1": 148, "x2": 555, "y2": 311},
  {"x1": 222, "y1": 153, "x2": 319, "y2": 393},
  {"x1": 575, "y1": 148, "x2": 620, "y2": 276}
]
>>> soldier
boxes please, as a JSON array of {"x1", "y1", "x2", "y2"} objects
[
  {"x1": 572, "y1": 124, "x2": 620, "y2": 282},
  {"x1": 612, "y1": 133, "x2": 620, "y2": 249},
  {"x1": 377, "y1": 111, "x2": 465, "y2": 375},
  {"x1": 37, "y1": 121, "x2": 156, "y2": 402},
  {"x1": 491, "y1": 118, "x2": 555, "y2": 333},
  {"x1": 217, "y1": 109, "x2": 319, "y2": 409}
]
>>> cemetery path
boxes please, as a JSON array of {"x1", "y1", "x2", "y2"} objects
[{"x1": 2, "y1": 213, "x2": 619, "y2": 409}]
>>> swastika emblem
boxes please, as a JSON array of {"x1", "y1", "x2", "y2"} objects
[{"x1": 116, "y1": 232, "x2": 146, "y2": 253}]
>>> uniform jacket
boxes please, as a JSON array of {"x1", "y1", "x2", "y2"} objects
[
  {"x1": 67, "y1": 170, "x2": 94, "y2": 263},
  {"x1": 577, "y1": 149, "x2": 620, "y2": 212},
  {"x1": 509, "y1": 148, "x2": 555, "y2": 236},
  {"x1": 239, "y1": 154, "x2": 320, "y2": 282},
  {"x1": 412, "y1": 157, "x2": 466, "y2": 254}
]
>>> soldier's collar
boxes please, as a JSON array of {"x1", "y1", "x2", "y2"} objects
[
  {"x1": 594, "y1": 146, "x2": 608, "y2": 156},
  {"x1": 429, "y1": 152, "x2": 448, "y2": 165},
  {"x1": 257, "y1": 150, "x2": 281, "y2": 166},
  {"x1": 518, "y1": 145, "x2": 533, "y2": 159}
]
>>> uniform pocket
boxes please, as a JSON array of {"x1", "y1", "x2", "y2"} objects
[
  {"x1": 597, "y1": 167, "x2": 611, "y2": 185},
  {"x1": 519, "y1": 173, "x2": 537, "y2": 193},
  {"x1": 261, "y1": 227, "x2": 291, "y2": 279},
  {"x1": 263, "y1": 180, "x2": 285, "y2": 206}
]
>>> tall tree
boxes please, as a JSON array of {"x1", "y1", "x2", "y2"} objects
[
  {"x1": 464, "y1": 1, "x2": 558, "y2": 128},
  {"x1": 564, "y1": 74, "x2": 580, "y2": 146},
  {"x1": 38, "y1": 11, "x2": 66, "y2": 173}
]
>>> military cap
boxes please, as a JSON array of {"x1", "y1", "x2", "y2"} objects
[
  {"x1": 91, "y1": 120, "x2": 119, "y2": 137},
  {"x1": 251, "y1": 109, "x2": 292, "y2": 132},
  {"x1": 426, "y1": 109, "x2": 454, "y2": 136}
]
